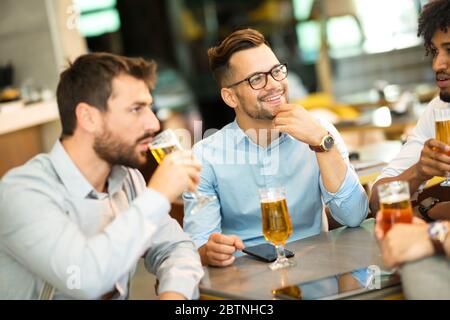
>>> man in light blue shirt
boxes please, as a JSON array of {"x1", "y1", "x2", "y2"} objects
[
  {"x1": 0, "y1": 53, "x2": 203, "y2": 299},
  {"x1": 183, "y1": 28, "x2": 368, "y2": 267}
]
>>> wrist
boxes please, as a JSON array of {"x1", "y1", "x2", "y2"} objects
[
  {"x1": 159, "y1": 292, "x2": 186, "y2": 300},
  {"x1": 312, "y1": 129, "x2": 329, "y2": 146},
  {"x1": 413, "y1": 163, "x2": 431, "y2": 183},
  {"x1": 444, "y1": 231, "x2": 450, "y2": 257},
  {"x1": 198, "y1": 245, "x2": 208, "y2": 266},
  {"x1": 148, "y1": 184, "x2": 174, "y2": 203},
  {"x1": 418, "y1": 197, "x2": 439, "y2": 222},
  {"x1": 309, "y1": 131, "x2": 335, "y2": 153},
  {"x1": 428, "y1": 221, "x2": 450, "y2": 255}
]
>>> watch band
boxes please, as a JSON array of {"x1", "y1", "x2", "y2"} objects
[
  {"x1": 309, "y1": 132, "x2": 332, "y2": 153},
  {"x1": 418, "y1": 197, "x2": 439, "y2": 222},
  {"x1": 428, "y1": 221, "x2": 449, "y2": 254},
  {"x1": 309, "y1": 144, "x2": 326, "y2": 152}
]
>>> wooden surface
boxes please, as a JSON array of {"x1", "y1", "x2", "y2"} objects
[
  {"x1": 0, "y1": 100, "x2": 60, "y2": 177},
  {"x1": 0, "y1": 126, "x2": 42, "y2": 176},
  {"x1": 200, "y1": 219, "x2": 389, "y2": 300}
]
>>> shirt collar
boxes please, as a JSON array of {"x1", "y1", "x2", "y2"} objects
[
  {"x1": 228, "y1": 120, "x2": 248, "y2": 145},
  {"x1": 107, "y1": 165, "x2": 128, "y2": 195},
  {"x1": 229, "y1": 119, "x2": 292, "y2": 148},
  {"x1": 49, "y1": 140, "x2": 128, "y2": 198}
]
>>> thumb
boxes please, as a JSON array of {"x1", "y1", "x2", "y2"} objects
[{"x1": 230, "y1": 235, "x2": 245, "y2": 250}]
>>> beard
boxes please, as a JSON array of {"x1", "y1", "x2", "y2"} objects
[
  {"x1": 241, "y1": 101, "x2": 276, "y2": 120},
  {"x1": 238, "y1": 87, "x2": 289, "y2": 120},
  {"x1": 93, "y1": 125, "x2": 151, "y2": 169},
  {"x1": 440, "y1": 91, "x2": 450, "y2": 103}
]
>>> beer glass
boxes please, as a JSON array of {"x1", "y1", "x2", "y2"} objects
[
  {"x1": 434, "y1": 108, "x2": 450, "y2": 187},
  {"x1": 149, "y1": 129, "x2": 217, "y2": 214},
  {"x1": 377, "y1": 181, "x2": 413, "y2": 234},
  {"x1": 259, "y1": 187, "x2": 296, "y2": 270}
]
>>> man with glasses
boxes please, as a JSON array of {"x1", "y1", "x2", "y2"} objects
[{"x1": 183, "y1": 28, "x2": 368, "y2": 267}]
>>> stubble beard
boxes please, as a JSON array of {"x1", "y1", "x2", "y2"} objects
[{"x1": 93, "y1": 127, "x2": 147, "y2": 169}]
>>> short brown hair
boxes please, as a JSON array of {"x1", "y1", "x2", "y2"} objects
[
  {"x1": 57, "y1": 52, "x2": 157, "y2": 137},
  {"x1": 207, "y1": 28, "x2": 269, "y2": 87}
]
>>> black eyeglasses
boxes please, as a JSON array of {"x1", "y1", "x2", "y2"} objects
[{"x1": 226, "y1": 63, "x2": 288, "y2": 90}]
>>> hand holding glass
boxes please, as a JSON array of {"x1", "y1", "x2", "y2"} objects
[
  {"x1": 377, "y1": 181, "x2": 413, "y2": 234},
  {"x1": 149, "y1": 129, "x2": 217, "y2": 214},
  {"x1": 259, "y1": 187, "x2": 296, "y2": 270}
]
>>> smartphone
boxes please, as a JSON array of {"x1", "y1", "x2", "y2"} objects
[
  {"x1": 272, "y1": 266, "x2": 400, "y2": 300},
  {"x1": 242, "y1": 243, "x2": 295, "y2": 263}
]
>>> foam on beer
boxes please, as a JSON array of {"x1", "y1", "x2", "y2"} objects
[
  {"x1": 380, "y1": 193, "x2": 410, "y2": 204},
  {"x1": 261, "y1": 197, "x2": 285, "y2": 203},
  {"x1": 149, "y1": 142, "x2": 178, "y2": 149}
]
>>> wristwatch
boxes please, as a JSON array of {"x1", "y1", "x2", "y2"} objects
[
  {"x1": 309, "y1": 132, "x2": 335, "y2": 152},
  {"x1": 428, "y1": 221, "x2": 449, "y2": 254},
  {"x1": 418, "y1": 197, "x2": 439, "y2": 222}
]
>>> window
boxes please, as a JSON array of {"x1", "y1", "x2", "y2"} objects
[
  {"x1": 74, "y1": 0, "x2": 121, "y2": 38},
  {"x1": 293, "y1": 0, "x2": 422, "y2": 63}
]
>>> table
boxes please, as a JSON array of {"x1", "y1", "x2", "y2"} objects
[{"x1": 200, "y1": 219, "x2": 402, "y2": 300}]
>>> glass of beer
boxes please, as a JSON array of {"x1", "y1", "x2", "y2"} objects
[
  {"x1": 259, "y1": 187, "x2": 296, "y2": 270},
  {"x1": 434, "y1": 108, "x2": 450, "y2": 187},
  {"x1": 377, "y1": 181, "x2": 413, "y2": 234},
  {"x1": 149, "y1": 129, "x2": 217, "y2": 214}
]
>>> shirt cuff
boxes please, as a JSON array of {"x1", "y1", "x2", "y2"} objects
[
  {"x1": 319, "y1": 165, "x2": 360, "y2": 207},
  {"x1": 132, "y1": 188, "x2": 171, "y2": 223},
  {"x1": 193, "y1": 238, "x2": 208, "y2": 249},
  {"x1": 158, "y1": 274, "x2": 202, "y2": 300}
]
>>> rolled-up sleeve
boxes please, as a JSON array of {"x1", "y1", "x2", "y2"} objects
[
  {"x1": 318, "y1": 119, "x2": 368, "y2": 227},
  {"x1": 144, "y1": 226, "x2": 204, "y2": 299},
  {"x1": 319, "y1": 165, "x2": 368, "y2": 227}
]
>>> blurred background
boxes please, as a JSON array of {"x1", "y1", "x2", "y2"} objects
[
  {"x1": 0, "y1": 0, "x2": 438, "y2": 183},
  {"x1": 0, "y1": 0, "x2": 441, "y2": 300}
]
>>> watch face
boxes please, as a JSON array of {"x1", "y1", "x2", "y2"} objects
[
  {"x1": 429, "y1": 222, "x2": 448, "y2": 241},
  {"x1": 323, "y1": 135, "x2": 335, "y2": 150}
]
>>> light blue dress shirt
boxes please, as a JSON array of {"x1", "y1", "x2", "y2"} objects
[
  {"x1": 0, "y1": 141, "x2": 203, "y2": 299},
  {"x1": 183, "y1": 119, "x2": 368, "y2": 249}
]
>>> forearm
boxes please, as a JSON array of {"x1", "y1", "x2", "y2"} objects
[
  {"x1": 321, "y1": 167, "x2": 368, "y2": 227},
  {"x1": 428, "y1": 202, "x2": 450, "y2": 221},
  {"x1": 159, "y1": 292, "x2": 186, "y2": 300},
  {"x1": 369, "y1": 163, "x2": 427, "y2": 213},
  {"x1": 316, "y1": 146, "x2": 347, "y2": 193},
  {"x1": 444, "y1": 234, "x2": 450, "y2": 258}
]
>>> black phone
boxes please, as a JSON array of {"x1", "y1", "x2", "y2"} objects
[{"x1": 242, "y1": 243, "x2": 295, "y2": 262}]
